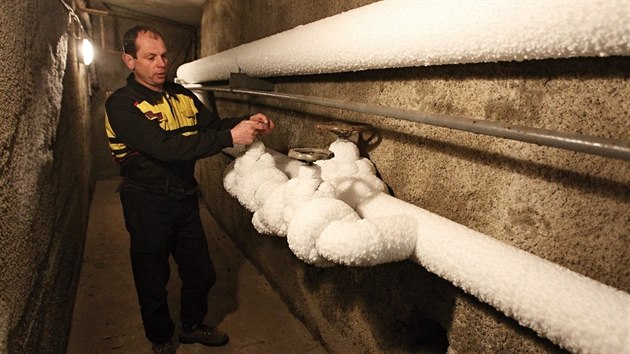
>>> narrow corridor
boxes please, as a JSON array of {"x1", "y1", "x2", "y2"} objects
[{"x1": 66, "y1": 178, "x2": 327, "y2": 354}]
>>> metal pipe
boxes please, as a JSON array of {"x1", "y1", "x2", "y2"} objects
[
  {"x1": 176, "y1": 2, "x2": 629, "y2": 83},
  {"x1": 76, "y1": 6, "x2": 108, "y2": 16},
  {"x1": 191, "y1": 86, "x2": 630, "y2": 162},
  {"x1": 99, "y1": 15, "x2": 105, "y2": 51}
]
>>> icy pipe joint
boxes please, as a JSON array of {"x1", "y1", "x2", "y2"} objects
[{"x1": 223, "y1": 139, "x2": 414, "y2": 267}]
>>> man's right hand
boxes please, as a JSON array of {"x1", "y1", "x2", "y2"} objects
[{"x1": 230, "y1": 120, "x2": 267, "y2": 145}]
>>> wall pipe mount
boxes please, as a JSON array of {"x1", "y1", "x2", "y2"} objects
[{"x1": 187, "y1": 85, "x2": 630, "y2": 162}]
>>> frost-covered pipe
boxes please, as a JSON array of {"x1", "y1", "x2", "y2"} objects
[
  {"x1": 357, "y1": 192, "x2": 629, "y2": 354},
  {"x1": 177, "y1": 1, "x2": 629, "y2": 83},
  {"x1": 222, "y1": 142, "x2": 630, "y2": 354}
]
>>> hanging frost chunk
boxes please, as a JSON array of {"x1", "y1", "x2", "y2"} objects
[
  {"x1": 252, "y1": 183, "x2": 287, "y2": 235},
  {"x1": 287, "y1": 198, "x2": 360, "y2": 267},
  {"x1": 223, "y1": 141, "x2": 288, "y2": 212},
  {"x1": 222, "y1": 161, "x2": 239, "y2": 196},
  {"x1": 317, "y1": 214, "x2": 417, "y2": 266}
]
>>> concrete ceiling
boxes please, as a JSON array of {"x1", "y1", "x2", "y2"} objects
[{"x1": 100, "y1": 0, "x2": 205, "y2": 26}]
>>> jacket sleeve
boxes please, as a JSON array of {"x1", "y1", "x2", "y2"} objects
[
  {"x1": 192, "y1": 93, "x2": 249, "y2": 131},
  {"x1": 106, "y1": 95, "x2": 234, "y2": 162}
]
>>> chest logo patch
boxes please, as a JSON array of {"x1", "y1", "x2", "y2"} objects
[{"x1": 144, "y1": 111, "x2": 165, "y2": 123}]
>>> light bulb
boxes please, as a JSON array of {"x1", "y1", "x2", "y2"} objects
[{"x1": 81, "y1": 38, "x2": 93, "y2": 65}]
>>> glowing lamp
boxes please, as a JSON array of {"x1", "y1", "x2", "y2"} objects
[{"x1": 80, "y1": 38, "x2": 94, "y2": 65}]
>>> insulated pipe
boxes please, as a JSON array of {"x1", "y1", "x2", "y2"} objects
[
  {"x1": 221, "y1": 144, "x2": 630, "y2": 354},
  {"x1": 356, "y1": 191, "x2": 629, "y2": 354},
  {"x1": 176, "y1": 1, "x2": 629, "y2": 83},
  {"x1": 196, "y1": 86, "x2": 630, "y2": 161}
]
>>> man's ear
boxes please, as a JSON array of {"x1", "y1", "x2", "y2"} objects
[{"x1": 122, "y1": 53, "x2": 135, "y2": 70}]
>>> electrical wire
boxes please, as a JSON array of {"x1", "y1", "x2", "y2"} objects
[{"x1": 58, "y1": 0, "x2": 87, "y2": 38}]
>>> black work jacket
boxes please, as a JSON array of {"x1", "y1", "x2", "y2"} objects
[{"x1": 105, "y1": 74, "x2": 247, "y2": 193}]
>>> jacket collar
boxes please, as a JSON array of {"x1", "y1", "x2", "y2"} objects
[{"x1": 126, "y1": 73, "x2": 176, "y2": 103}]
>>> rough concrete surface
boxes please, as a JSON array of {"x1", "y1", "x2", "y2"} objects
[
  {"x1": 195, "y1": 1, "x2": 629, "y2": 353},
  {"x1": 67, "y1": 179, "x2": 327, "y2": 354},
  {"x1": 0, "y1": 0, "x2": 94, "y2": 352}
]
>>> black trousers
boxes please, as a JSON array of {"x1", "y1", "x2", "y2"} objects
[{"x1": 119, "y1": 183, "x2": 216, "y2": 344}]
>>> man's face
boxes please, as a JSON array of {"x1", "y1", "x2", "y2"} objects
[{"x1": 123, "y1": 31, "x2": 168, "y2": 91}]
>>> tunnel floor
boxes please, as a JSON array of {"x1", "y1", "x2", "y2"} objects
[{"x1": 66, "y1": 178, "x2": 327, "y2": 354}]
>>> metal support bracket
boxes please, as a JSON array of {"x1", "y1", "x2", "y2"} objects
[{"x1": 229, "y1": 73, "x2": 274, "y2": 91}]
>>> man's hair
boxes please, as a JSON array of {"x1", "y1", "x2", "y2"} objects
[{"x1": 122, "y1": 26, "x2": 164, "y2": 58}]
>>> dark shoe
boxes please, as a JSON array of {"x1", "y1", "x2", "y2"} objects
[
  {"x1": 179, "y1": 324, "x2": 229, "y2": 347},
  {"x1": 152, "y1": 341, "x2": 176, "y2": 354}
]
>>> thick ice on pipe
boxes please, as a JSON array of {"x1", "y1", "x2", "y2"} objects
[
  {"x1": 177, "y1": 1, "x2": 630, "y2": 83},
  {"x1": 223, "y1": 139, "x2": 413, "y2": 266},
  {"x1": 287, "y1": 197, "x2": 359, "y2": 267},
  {"x1": 253, "y1": 165, "x2": 336, "y2": 236},
  {"x1": 222, "y1": 140, "x2": 630, "y2": 353},
  {"x1": 316, "y1": 140, "x2": 388, "y2": 209},
  {"x1": 357, "y1": 193, "x2": 630, "y2": 354},
  {"x1": 317, "y1": 215, "x2": 417, "y2": 267},
  {"x1": 223, "y1": 141, "x2": 288, "y2": 212}
]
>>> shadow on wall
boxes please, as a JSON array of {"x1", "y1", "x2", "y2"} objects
[
  {"x1": 274, "y1": 56, "x2": 630, "y2": 83},
  {"x1": 303, "y1": 262, "x2": 451, "y2": 352}
]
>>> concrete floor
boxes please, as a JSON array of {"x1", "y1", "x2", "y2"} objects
[{"x1": 66, "y1": 178, "x2": 327, "y2": 354}]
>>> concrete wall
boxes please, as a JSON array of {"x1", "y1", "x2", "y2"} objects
[
  {"x1": 0, "y1": 0, "x2": 94, "y2": 352},
  {"x1": 194, "y1": 1, "x2": 629, "y2": 353}
]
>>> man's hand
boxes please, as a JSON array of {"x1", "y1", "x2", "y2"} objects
[
  {"x1": 230, "y1": 120, "x2": 263, "y2": 145},
  {"x1": 248, "y1": 113, "x2": 275, "y2": 134},
  {"x1": 230, "y1": 113, "x2": 275, "y2": 145}
]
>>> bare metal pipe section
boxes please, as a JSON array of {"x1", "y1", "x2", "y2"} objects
[{"x1": 190, "y1": 86, "x2": 630, "y2": 162}]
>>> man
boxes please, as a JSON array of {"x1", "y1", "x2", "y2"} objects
[{"x1": 105, "y1": 26, "x2": 274, "y2": 354}]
